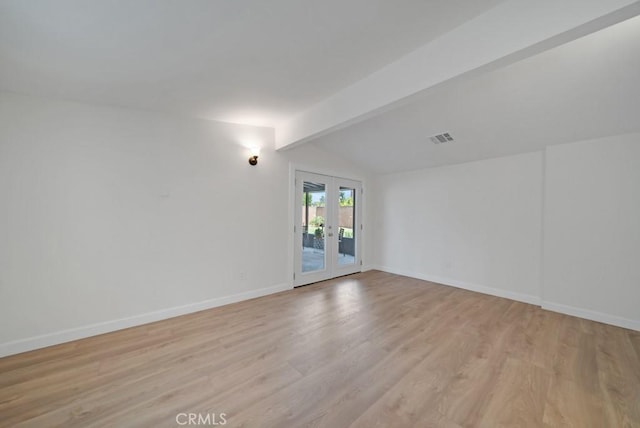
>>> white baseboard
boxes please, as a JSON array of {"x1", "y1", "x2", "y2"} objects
[
  {"x1": 4, "y1": 273, "x2": 637, "y2": 359},
  {"x1": 0, "y1": 282, "x2": 292, "y2": 358},
  {"x1": 372, "y1": 265, "x2": 639, "y2": 331},
  {"x1": 372, "y1": 265, "x2": 541, "y2": 306},
  {"x1": 541, "y1": 301, "x2": 640, "y2": 331}
]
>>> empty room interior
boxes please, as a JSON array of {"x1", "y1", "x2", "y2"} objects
[{"x1": 1, "y1": 1, "x2": 640, "y2": 427}]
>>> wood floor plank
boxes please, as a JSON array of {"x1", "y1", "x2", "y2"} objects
[
  {"x1": 594, "y1": 323, "x2": 640, "y2": 427},
  {"x1": 478, "y1": 357, "x2": 550, "y2": 427},
  {"x1": 435, "y1": 341, "x2": 506, "y2": 426},
  {"x1": 349, "y1": 330, "x2": 482, "y2": 428},
  {"x1": 552, "y1": 320, "x2": 600, "y2": 394},
  {"x1": 543, "y1": 377, "x2": 606, "y2": 428},
  {"x1": 0, "y1": 271, "x2": 638, "y2": 427}
]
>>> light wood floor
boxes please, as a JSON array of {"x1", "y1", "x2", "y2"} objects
[{"x1": 1, "y1": 271, "x2": 639, "y2": 427}]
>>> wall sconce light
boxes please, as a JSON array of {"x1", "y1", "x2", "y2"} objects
[{"x1": 248, "y1": 147, "x2": 259, "y2": 166}]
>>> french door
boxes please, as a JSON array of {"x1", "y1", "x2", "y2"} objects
[{"x1": 294, "y1": 171, "x2": 362, "y2": 287}]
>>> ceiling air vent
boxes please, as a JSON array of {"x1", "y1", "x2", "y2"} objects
[{"x1": 430, "y1": 132, "x2": 454, "y2": 144}]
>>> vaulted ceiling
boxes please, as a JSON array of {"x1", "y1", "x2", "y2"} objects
[
  {"x1": 1, "y1": 0, "x2": 639, "y2": 173},
  {"x1": 310, "y1": 13, "x2": 640, "y2": 173},
  {"x1": 0, "y1": 0, "x2": 502, "y2": 126}
]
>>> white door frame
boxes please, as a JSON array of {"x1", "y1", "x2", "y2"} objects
[{"x1": 290, "y1": 165, "x2": 364, "y2": 287}]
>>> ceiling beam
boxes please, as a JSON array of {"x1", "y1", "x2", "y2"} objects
[{"x1": 276, "y1": 0, "x2": 640, "y2": 150}]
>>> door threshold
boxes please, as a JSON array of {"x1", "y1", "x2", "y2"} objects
[{"x1": 294, "y1": 271, "x2": 362, "y2": 288}]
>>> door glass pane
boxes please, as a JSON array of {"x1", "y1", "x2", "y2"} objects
[
  {"x1": 338, "y1": 187, "x2": 356, "y2": 266},
  {"x1": 301, "y1": 181, "x2": 326, "y2": 273}
]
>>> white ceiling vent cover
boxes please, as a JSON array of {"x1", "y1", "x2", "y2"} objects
[{"x1": 430, "y1": 132, "x2": 454, "y2": 144}]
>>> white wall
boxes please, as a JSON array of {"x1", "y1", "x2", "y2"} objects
[
  {"x1": 542, "y1": 134, "x2": 640, "y2": 329},
  {"x1": 374, "y1": 152, "x2": 543, "y2": 304},
  {"x1": 3, "y1": 91, "x2": 637, "y2": 357},
  {"x1": 0, "y1": 92, "x2": 371, "y2": 356},
  {"x1": 374, "y1": 136, "x2": 640, "y2": 330}
]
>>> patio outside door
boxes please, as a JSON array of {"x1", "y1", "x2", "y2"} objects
[{"x1": 294, "y1": 171, "x2": 362, "y2": 287}]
